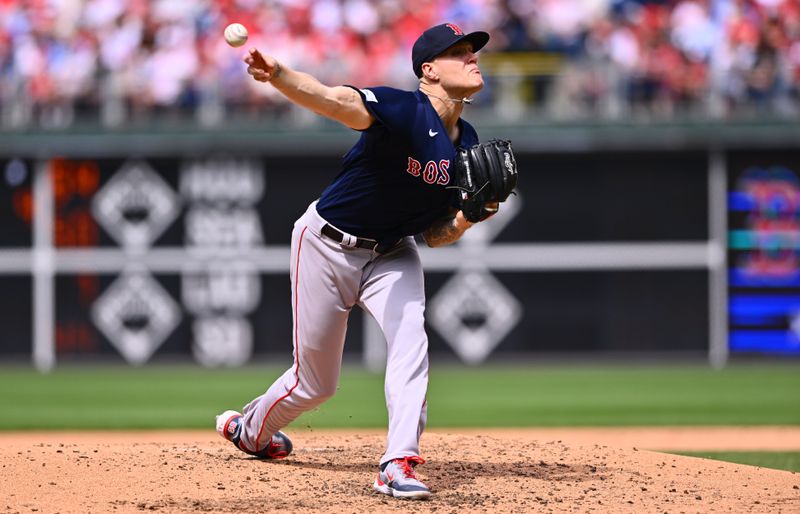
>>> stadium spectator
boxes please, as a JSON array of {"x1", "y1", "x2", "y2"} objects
[{"x1": 0, "y1": 0, "x2": 797, "y2": 128}]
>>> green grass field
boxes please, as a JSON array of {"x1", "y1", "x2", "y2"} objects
[
  {"x1": 2, "y1": 362, "x2": 797, "y2": 472},
  {"x1": 670, "y1": 451, "x2": 800, "y2": 472},
  {"x1": 0, "y1": 362, "x2": 797, "y2": 430}
]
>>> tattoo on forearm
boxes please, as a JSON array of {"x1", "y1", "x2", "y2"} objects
[{"x1": 425, "y1": 217, "x2": 463, "y2": 247}]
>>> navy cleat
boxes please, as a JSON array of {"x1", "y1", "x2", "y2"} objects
[
  {"x1": 215, "y1": 410, "x2": 292, "y2": 459},
  {"x1": 373, "y1": 456, "x2": 431, "y2": 499}
]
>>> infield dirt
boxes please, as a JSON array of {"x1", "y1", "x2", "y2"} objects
[{"x1": 2, "y1": 427, "x2": 798, "y2": 513}]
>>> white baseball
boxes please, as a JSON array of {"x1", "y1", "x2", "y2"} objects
[{"x1": 224, "y1": 23, "x2": 248, "y2": 47}]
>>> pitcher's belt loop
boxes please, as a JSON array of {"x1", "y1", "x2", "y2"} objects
[{"x1": 321, "y1": 224, "x2": 399, "y2": 254}]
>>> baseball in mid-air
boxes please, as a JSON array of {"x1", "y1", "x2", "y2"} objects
[{"x1": 224, "y1": 23, "x2": 248, "y2": 47}]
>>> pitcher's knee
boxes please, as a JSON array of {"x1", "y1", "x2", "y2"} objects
[
  {"x1": 314, "y1": 383, "x2": 338, "y2": 402},
  {"x1": 294, "y1": 384, "x2": 337, "y2": 409}
]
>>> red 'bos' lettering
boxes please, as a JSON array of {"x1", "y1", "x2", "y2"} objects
[
  {"x1": 423, "y1": 161, "x2": 437, "y2": 184},
  {"x1": 437, "y1": 160, "x2": 450, "y2": 185},
  {"x1": 406, "y1": 157, "x2": 421, "y2": 177},
  {"x1": 406, "y1": 156, "x2": 451, "y2": 186}
]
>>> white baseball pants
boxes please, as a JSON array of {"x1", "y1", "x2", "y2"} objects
[{"x1": 238, "y1": 201, "x2": 429, "y2": 465}]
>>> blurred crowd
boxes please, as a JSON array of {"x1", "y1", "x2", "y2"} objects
[
  {"x1": 547, "y1": 0, "x2": 800, "y2": 119},
  {"x1": 0, "y1": 0, "x2": 798, "y2": 128}
]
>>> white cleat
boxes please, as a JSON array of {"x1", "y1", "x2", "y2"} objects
[
  {"x1": 215, "y1": 410, "x2": 243, "y2": 442},
  {"x1": 215, "y1": 410, "x2": 292, "y2": 459},
  {"x1": 372, "y1": 456, "x2": 431, "y2": 499}
]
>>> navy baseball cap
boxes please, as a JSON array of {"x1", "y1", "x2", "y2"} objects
[{"x1": 412, "y1": 23, "x2": 490, "y2": 78}]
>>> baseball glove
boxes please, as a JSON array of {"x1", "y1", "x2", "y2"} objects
[{"x1": 452, "y1": 139, "x2": 518, "y2": 223}]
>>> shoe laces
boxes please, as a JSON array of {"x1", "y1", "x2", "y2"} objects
[{"x1": 395, "y1": 456, "x2": 425, "y2": 479}]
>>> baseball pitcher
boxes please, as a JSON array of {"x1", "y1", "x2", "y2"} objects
[{"x1": 216, "y1": 23, "x2": 517, "y2": 499}]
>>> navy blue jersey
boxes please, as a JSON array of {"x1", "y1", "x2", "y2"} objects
[{"x1": 315, "y1": 86, "x2": 479, "y2": 243}]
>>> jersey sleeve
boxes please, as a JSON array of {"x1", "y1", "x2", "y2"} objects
[{"x1": 344, "y1": 85, "x2": 417, "y2": 136}]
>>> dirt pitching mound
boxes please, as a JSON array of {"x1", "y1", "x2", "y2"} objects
[{"x1": 2, "y1": 428, "x2": 798, "y2": 513}]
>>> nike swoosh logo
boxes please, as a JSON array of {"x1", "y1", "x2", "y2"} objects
[{"x1": 428, "y1": 129, "x2": 438, "y2": 137}]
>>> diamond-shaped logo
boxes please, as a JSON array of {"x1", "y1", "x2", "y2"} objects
[
  {"x1": 92, "y1": 160, "x2": 180, "y2": 249},
  {"x1": 91, "y1": 271, "x2": 182, "y2": 365},
  {"x1": 428, "y1": 269, "x2": 522, "y2": 363}
]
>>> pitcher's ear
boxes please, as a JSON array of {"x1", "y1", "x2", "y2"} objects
[{"x1": 421, "y1": 62, "x2": 438, "y2": 81}]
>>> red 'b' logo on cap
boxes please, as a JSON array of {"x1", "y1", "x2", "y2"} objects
[{"x1": 446, "y1": 23, "x2": 464, "y2": 35}]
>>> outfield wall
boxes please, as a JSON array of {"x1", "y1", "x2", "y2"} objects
[{"x1": 1, "y1": 124, "x2": 798, "y2": 368}]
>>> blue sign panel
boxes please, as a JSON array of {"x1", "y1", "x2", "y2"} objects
[{"x1": 728, "y1": 156, "x2": 800, "y2": 355}]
